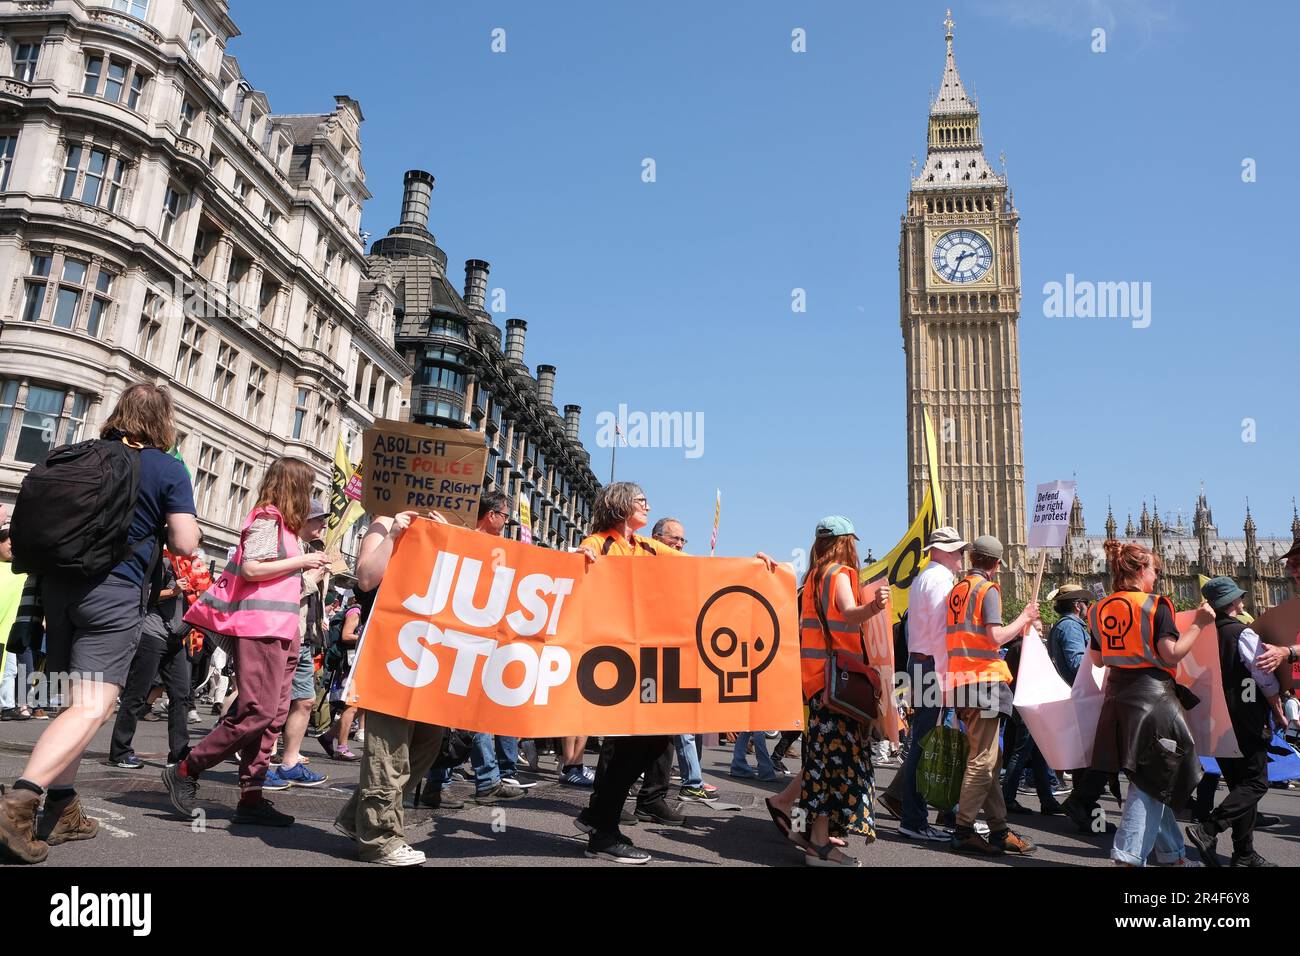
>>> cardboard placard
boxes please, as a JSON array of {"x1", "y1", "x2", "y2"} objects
[
  {"x1": 360, "y1": 419, "x2": 488, "y2": 528},
  {"x1": 1252, "y1": 597, "x2": 1300, "y2": 648}
]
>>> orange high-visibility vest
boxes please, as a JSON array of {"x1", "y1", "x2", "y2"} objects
[
  {"x1": 945, "y1": 572, "x2": 1012, "y2": 687},
  {"x1": 799, "y1": 564, "x2": 866, "y2": 699},
  {"x1": 1089, "y1": 590, "x2": 1176, "y2": 677}
]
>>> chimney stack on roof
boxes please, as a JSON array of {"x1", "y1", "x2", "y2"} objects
[
  {"x1": 464, "y1": 259, "x2": 490, "y2": 312},
  {"x1": 399, "y1": 169, "x2": 435, "y2": 232}
]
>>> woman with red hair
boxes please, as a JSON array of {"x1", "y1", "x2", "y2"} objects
[{"x1": 1088, "y1": 540, "x2": 1214, "y2": 866}]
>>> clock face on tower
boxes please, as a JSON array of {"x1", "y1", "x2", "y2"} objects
[{"x1": 932, "y1": 229, "x2": 993, "y2": 284}]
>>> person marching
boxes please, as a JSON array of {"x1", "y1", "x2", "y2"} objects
[
  {"x1": 1183, "y1": 576, "x2": 1285, "y2": 867},
  {"x1": 334, "y1": 509, "x2": 448, "y2": 866},
  {"x1": 573, "y1": 482, "x2": 776, "y2": 864},
  {"x1": 1088, "y1": 541, "x2": 1211, "y2": 866},
  {"x1": 788, "y1": 515, "x2": 891, "y2": 867},
  {"x1": 945, "y1": 534, "x2": 1040, "y2": 856},
  {"x1": 162, "y1": 458, "x2": 330, "y2": 827}
]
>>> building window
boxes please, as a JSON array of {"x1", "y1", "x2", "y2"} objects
[
  {"x1": 244, "y1": 363, "x2": 268, "y2": 424},
  {"x1": 188, "y1": 26, "x2": 207, "y2": 58},
  {"x1": 179, "y1": 99, "x2": 198, "y2": 138},
  {"x1": 111, "y1": 0, "x2": 150, "y2": 19},
  {"x1": 227, "y1": 458, "x2": 252, "y2": 528},
  {"x1": 174, "y1": 318, "x2": 205, "y2": 388},
  {"x1": 211, "y1": 341, "x2": 237, "y2": 405},
  {"x1": 231, "y1": 174, "x2": 248, "y2": 204},
  {"x1": 86, "y1": 269, "x2": 113, "y2": 337},
  {"x1": 21, "y1": 255, "x2": 50, "y2": 323},
  {"x1": 19, "y1": 253, "x2": 113, "y2": 338},
  {"x1": 292, "y1": 387, "x2": 310, "y2": 440},
  {"x1": 417, "y1": 363, "x2": 467, "y2": 394},
  {"x1": 194, "y1": 442, "x2": 222, "y2": 518},
  {"x1": 262, "y1": 205, "x2": 280, "y2": 230},
  {"x1": 52, "y1": 258, "x2": 86, "y2": 329},
  {"x1": 313, "y1": 400, "x2": 329, "y2": 446},
  {"x1": 1, "y1": 381, "x2": 89, "y2": 464},
  {"x1": 0, "y1": 133, "x2": 15, "y2": 191},
  {"x1": 58, "y1": 141, "x2": 134, "y2": 212},
  {"x1": 136, "y1": 291, "x2": 163, "y2": 361},
  {"x1": 257, "y1": 278, "x2": 280, "y2": 325},
  {"x1": 12, "y1": 42, "x2": 39, "y2": 83},
  {"x1": 82, "y1": 53, "x2": 150, "y2": 109},
  {"x1": 160, "y1": 185, "x2": 185, "y2": 245}
]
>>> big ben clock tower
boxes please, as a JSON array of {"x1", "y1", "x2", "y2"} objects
[{"x1": 901, "y1": 11, "x2": 1027, "y2": 589}]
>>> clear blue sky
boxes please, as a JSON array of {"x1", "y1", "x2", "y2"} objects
[{"x1": 230, "y1": 0, "x2": 1297, "y2": 562}]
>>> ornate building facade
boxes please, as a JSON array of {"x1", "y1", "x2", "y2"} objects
[
  {"x1": 0, "y1": 0, "x2": 410, "y2": 564},
  {"x1": 1046, "y1": 492, "x2": 1298, "y2": 614},
  {"x1": 900, "y1": 12, "x2": 1027, "y2": 592},
  {"x1": 363, "y1": 170, "x2": 599, "y2": 549}
]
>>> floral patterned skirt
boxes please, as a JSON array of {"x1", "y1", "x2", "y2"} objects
[{"x1": 799, "y1": 696, "x2": 876, "y2": 841}]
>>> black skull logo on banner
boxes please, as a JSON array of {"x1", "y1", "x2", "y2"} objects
[{"x1": 695, "y1": 586, "x2": 780, "y2": 703}]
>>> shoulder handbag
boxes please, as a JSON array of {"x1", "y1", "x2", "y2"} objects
[{"x1": 814, "y1": 569, "x2": 882, "y2": 727}]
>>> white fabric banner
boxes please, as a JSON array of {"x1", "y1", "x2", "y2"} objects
[{"x1": 1013, "y1": 626, "x2": 1106, "y2": 770}]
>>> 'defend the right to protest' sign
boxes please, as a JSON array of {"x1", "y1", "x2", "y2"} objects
[
  {"x1": 1028, "y1": 479, "x2": 1077, "y2": 549},
  {"x1": 361, "y1": 419, "x2": 488, "y2": 528}
]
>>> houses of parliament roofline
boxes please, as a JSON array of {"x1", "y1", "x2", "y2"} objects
[{"x1": 1047, "y1": 490, "x2": 1299, "y2": 611}]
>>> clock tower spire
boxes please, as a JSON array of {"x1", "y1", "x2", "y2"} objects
[{"x1": 900, "y1": 10, "x2": 1027, "y2": 592}]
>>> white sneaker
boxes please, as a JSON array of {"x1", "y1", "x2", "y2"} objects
[
  {"x1": 898, "y1": 823, "x2": 950, "y2": 843},
  {"x1": 973, "y1": 821, "x2": 990, "y2": 836},
  {"x1": 373, "y1": 843, "x2": 425, "y2": 866},
  {"x1": 187, "y1": 709, "x2": 200, "y2": 724},
  {"x1": 500, "y1": 777, "x2": 537, "y2": 790}
]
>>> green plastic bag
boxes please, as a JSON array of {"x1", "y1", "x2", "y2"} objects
[{"x1": 917, "y1": 725, "x2": 969, "y2": 810}]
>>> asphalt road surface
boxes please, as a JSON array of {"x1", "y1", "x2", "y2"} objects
[{"x1": 3, "y1": 714, "x2": 1300, "y2": 868}]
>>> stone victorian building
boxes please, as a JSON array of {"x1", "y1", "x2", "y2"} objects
[
  {"x1": 363, "y1": 170, "x2": 599, "y2": 549},
  {"x1": 900, "y1": 12, "x2": 1027, "y2": 592},
  {"x1": 0, "y1": 0, "x2": 410, "y2": 562},
  {"x1": 1046, "y1": 492, "x2": 1298, "y2": 614}
]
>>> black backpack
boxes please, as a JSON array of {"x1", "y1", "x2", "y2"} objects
[
  {"x1": 10, "y1": 436, "x2": 144, "y2": 578},
  {"x1": 325, "y1": 609, "x2": 348, "y2": 672}
]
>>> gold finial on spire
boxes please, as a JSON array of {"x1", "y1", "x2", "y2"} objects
[{"x1": 944, "y1": 9, "x2": 954, "y2": 40}]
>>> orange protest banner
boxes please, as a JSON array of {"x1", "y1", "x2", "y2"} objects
[{"x1": 349, "y1": 520, "x2": 803, "y2": 737}]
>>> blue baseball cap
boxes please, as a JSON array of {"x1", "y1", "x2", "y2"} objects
[{"x1": 815, "y1": 515, "x2": 857, "y2": 539}]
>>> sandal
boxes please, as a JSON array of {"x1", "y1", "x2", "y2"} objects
[
  {"x1": 804, "y1": 843, "x2": 861, "y2": 867},
  {"x1": 764, "y1": 798, "x2": 792, "y2": 839},
  {"x1": 333, "y1": 746, "x2": 360, "y2": 761}
]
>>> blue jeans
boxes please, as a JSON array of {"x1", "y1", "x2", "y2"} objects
[
  {"x1": 897, "y1": 654, "x2": 941, "y2": 830},
  {"x1": 675, "y1": 734, "x2": 703, "y2": 788},
  {"x1": 731, "y1": 732, "x2": 776, "y2": 776},
  {"x1": 471, "y1": 733, "x2": 519, "y2": 793},
  {"x1": 1112, "y1": 783, "x2": 1187, "y2": 865}
]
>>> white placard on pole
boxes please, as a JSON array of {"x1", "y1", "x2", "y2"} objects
[{"x1": 1028, "y1": 480, "x2": 1077, "y2": 549}]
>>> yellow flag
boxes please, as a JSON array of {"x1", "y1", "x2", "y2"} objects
[
  {"x1": 860, "y1": 408, "x2": 944, "y2": 623},
  {"x1": 325, "y1": 434, "x2": 364, "y2": 552}
]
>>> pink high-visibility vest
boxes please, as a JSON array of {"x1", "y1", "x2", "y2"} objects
[{"x1": 184, "y1": 505, "x2": 301, "y2": 641}]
